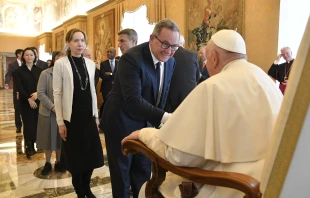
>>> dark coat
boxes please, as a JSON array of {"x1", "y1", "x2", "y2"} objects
[
  {"x1": 5, "y1": 60, "x2": 20, "y2": 108},
  {"x1": 36, "y1": 59, "x2": 48, "y2": 70},
  {"x1": 100, "y1": 42, "x2": 176, "y2": 141},
  {"x1": 268, "y1": 59, "x2": 294, "y2": 82},
  {"x1": 99, "y1": 59, "x2": 118, "y2": 99},
  {"x1": 165, "y1": 47, "x2": 200, "y2": 113},
  {"x1": 14, "y1": 65, "x2": 42, "y2": 104}
]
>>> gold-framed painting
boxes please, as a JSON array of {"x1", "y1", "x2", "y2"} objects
[
  {"x1": 93, "y1": 9, "x2": 115, "y2": 63},
  {"x1": 55, "y1": 31, "x2": 64, "y2": 52},
  {"x1": 186, "y1": 0, "x2": 244, "y2": 51}
]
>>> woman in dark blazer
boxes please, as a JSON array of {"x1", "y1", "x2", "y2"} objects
[{"x1": 15, "y1": 47, "x2": 42, "y2": 158}]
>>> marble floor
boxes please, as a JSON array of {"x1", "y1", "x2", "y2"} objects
[{"x1": 0, "y1": 89, "x2": 113, "y2": 198}]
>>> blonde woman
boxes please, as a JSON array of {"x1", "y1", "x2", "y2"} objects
[{"x1": 53, "y1": 28, "x2": 104, "y2": 198}]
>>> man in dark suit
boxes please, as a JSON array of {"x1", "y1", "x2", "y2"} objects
[
  {"x1": 99, "y1": 47, "x2": 118, "y2": 100},
  {"x1": 4, "y1": 49, "x2": 24, "y2": 133},
  {"x1": 100, "y1": 19, "x2": 180, "y2": 198},
  {"x1": 30, "y1": 47, "x2": 48, "y2": 70},
  {"x1": 165, "y1": 35, "x2": 200, "y2": 113}
]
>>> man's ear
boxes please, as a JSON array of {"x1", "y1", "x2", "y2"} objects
[{"x1": 211, "y1": 49, "x2": 218, "y2": 68}]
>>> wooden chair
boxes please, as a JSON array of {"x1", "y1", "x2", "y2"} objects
[{"x1": 122, "y1": 140, "x2": 262, "y2": 198}]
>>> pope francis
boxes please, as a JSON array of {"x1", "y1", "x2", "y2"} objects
[{"x1": 122, "y1": 29, "x2": 283, "y2": 198}]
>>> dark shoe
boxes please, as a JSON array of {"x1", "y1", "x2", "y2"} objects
[
  {"x1": 25, "y1": 141, "x2": 33, "y2": 157},
  {"x1": 85, "y1": 188, "x2": 96, "y2": 198},
  {"x1": 16, "y1": 127, "x2": 21, "y2": 133},
  {"x1": 41, "y1": 162, "x2": 52, "y2": 175},
  {"x1": 54, "y1": 161, "x2": 66, "y2": 173}
]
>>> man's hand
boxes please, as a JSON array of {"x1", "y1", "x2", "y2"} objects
[
  {"x1": 4, "y1": 84, "x2": 9, "y2": 90},
  {"x1": 52, "y1": 107, "x2": 56, "y2": 112},
  {"x1": 105, "y1": 72, "x2": 112, "y2": 76},
  {"x1": 59, "y1": 125, "x2": 67, "y2": 141},
  {"x1": 276, "y1": 54, "x2": 282, "y2": 62},
  {"x1": 121, "y1": 130, "x2": 140, "y2": 145}
]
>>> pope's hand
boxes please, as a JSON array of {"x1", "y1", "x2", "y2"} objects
[{"x1": 121, "y1": 130, "x2": 140, "y2": 146}]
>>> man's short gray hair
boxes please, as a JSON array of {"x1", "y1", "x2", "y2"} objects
[
  {"x1": 118, "y1": 28, "x2": 138, "y2": 45},
  {"x1": 152, "y1": 18, "x2": 180, "y2": 36}
]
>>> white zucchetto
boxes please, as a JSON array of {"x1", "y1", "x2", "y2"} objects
[{"x1": 211, "y1": 30, "x2": 246, "y2": 54}]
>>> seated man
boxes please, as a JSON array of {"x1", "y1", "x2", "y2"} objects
[
  {"x1": 268, "y1": 47, "x2": 295, "y2": 94},
  {"x1": 122, "y1": 30, "x2": 283, "y2": 198}
]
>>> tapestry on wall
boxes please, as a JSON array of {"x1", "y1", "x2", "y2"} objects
[
  {"x1": 186, "y1": 0, "x2": 244, "y2": 51},
  {"x1": 93, "y1": 9, "x2": 115, "y2": 63}
]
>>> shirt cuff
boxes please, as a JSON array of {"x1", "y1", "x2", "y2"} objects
[{"x1": 161, "y1": 112, "x2": 171, "y2": 124}]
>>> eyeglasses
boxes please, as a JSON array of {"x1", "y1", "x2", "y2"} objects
[{"x1": 153, "y1": 35, "x2": 179, "y2": 51}]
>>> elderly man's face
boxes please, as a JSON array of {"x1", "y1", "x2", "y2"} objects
[
  {"x1": 118, "y1": 34, "x2": 136, "y2": 54},
  {"x1": 198, "y1": 48, "x2": 206, "y2": 61},
  {"x1": 83, "y1": 50, "x2": 92, "y2": 59},
  {"x1": 281, "y1": 48, "x2": 293, "y2": 62},
  {"x1": 149, "y1": 28, "x2": 179, "y2": 62}
]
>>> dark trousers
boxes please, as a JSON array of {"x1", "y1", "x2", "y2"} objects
[
  {"x1": 20, "y1": 103, "x2": 38, "y2": 142},
  {"x1": 15, "y1": 108, "x2": 22, "y2": 128},
  {"x1": 105, "y1": 134, "x2": 151, "y2": 198},
  {"x1": 71, "y1": 169, "x2": 93, "y2": 197}
]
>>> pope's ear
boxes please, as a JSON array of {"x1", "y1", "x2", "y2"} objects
[{"x1": 211, "y1": 50, "x2": 218, "y2": 66}]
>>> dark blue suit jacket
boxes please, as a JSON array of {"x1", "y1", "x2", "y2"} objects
[{"x1": 100, "y1": 42, "x2": 175, "y2": 141}]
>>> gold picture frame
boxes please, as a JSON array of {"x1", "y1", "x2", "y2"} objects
[
  {"x1": 185, "y1": 0, "x2": 244, "y2": 51},
  {"x1": 93, "y1": 9, "x2": 115, "y2": 63}
]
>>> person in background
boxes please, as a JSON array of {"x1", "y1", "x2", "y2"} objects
[
  {"x1": 53, "y1": 28, "x2": 104, "y2": 198},
  {"x1": 268, "y1": 47, "x2": 295, "y2": 94},
  {"x1": 100, "y1": 18, "x2": 180, "y2": 198},
  {"x1": 117, "y1": 28, "x2": 138, "y2": 54},
  {"x1": 14, "y1": 47, "x2": 42, "y2": 158},
  {"x1": 99, "y1": 47, "x2": 118, "y2": 101},
  {"x1": 122, "y1": 30, "x2": 283, "y2": 198},
  {"x1": 4, "y1": 49, "x2": 24, "y2": 133},
  {"x1": 83, "y1": 48, "x2": 100, "y2": 87},
  {"x1": 37, "y1": 51, "x2": 66, "y2": 175},
  {"x1": 30, "y1": 46, "x2": 48, "y2": 70},
  {"x1": 165, "y1": 35, "x2": 200, "y2": 113},
  {"x1": 47, "y1": 59, "x2": 52, "y2": 67},
  {"x1": 197, "y1": 46, "x2": 210, "y2": 84}
]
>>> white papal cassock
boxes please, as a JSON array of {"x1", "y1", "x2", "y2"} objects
[{"x1": 138, "y1": 59, "x2": 283, "y2": 198}]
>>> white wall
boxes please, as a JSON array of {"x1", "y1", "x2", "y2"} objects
[
  {"x1": 278, "y1": 0, "x2": 310, "y2": 63},
  {"x1": 279, "y1": 105, "x2": 310, "y2": 197}
]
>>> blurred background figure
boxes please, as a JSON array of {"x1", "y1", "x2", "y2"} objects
[
  {"x1": 30, "y1": 46, "x2": 48, "y2": 70},
  {"x1": 268, "y1": 47, "x2": 295, "y2": 94},
  {"x1": 36, "y1": 51, "x2": 66, "y2": 175},
  {"x1": 14, "y1": 47, "x2": 42, "y2": 158},
  {"x1": 83, "y1": 48, "x2": 100, "y2": 87},
  {"x1": 4, "y1": 49, "x2": 24, "y2": 133},
  {"x1": 47, "y1": 59, "x2": 52, "y2": 67}
]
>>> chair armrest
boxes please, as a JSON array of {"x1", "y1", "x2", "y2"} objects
[{"x1": 122, "y1": 140, "x2": 262, "y2": 198}]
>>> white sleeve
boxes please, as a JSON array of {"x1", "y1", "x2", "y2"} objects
[
  {"x1": 53, "y1": 62, "x2": 64, "y2": 126},
  {"x1": 139, "y1": 128, "x2": 207, "y2": 167}
]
